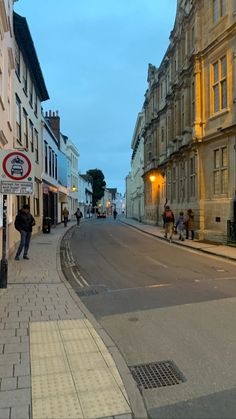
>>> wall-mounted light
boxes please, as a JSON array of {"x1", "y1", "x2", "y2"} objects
[
  {"x1": 71, "y1": 185, "x2": 77, "y2": 192},
  {"x1": 149, "y1": 175, "x2": 156, "y2": 183}
]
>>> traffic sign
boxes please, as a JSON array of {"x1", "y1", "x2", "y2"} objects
[{"x1": 0, "y1": 150, "x2": 34, "y2": 195}]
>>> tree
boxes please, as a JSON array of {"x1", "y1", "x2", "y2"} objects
[{"x1": 87, "y1": 169, "x2": 106, "y2": 207}]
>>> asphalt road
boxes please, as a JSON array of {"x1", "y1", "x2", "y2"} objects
[{"x1": 65, "y1": 218, "x2": 236, "y2": 419}]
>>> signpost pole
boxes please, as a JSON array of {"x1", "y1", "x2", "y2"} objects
[{"x1": 0, "y1": 194, "x2": 8, "y2": 288}]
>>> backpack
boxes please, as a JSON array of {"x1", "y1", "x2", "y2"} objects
[{"x1": 165, "y1": 209, "x2": 173, "y2": 222}]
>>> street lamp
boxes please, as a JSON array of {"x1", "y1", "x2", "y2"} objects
[
  {"x1": 149, "y1": 174, "x2": 156, "y2": 183},
  {"x1": 71, "y1": 185, "x2": 77, "y2": 192}
]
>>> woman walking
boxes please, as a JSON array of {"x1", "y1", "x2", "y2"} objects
[{"x1": 185, "y1": 209, "x2": 195, "y2": 240}]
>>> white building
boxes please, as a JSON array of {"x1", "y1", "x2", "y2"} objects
[
  {"x1": 78, "y1": 174, "x2": 93, "y2": 218},
  {"x1": 0, "y1": 0, "x2": 15, "y2": 254},
  {"x1": 66, "y1": 139, "x2": 79, "y2": 218},
  {"x1": 13, "y1": 12, "x2": 49, "y2": 234}
]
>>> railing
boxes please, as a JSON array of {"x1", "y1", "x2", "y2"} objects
[{"x1": 227, "y1": 220, "x2": 236, "y2": 244}]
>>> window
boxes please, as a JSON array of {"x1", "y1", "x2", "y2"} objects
[
  {"x1": 29, "y1": 78, "x2": 33, "y2": 106},
  {"x1": 35, "y1": 129, "x2": 39, "y2": 163},
  {"x1": 55, "y1": 154, "x2": 58, "y2": 180},
  {"x1": 181, "y1": 94, "x2": 185, "y2": 132},
  {"x1": 22, "y1": 60, "x2": 27, "y2": 94},
  {"x1": 212, "y1": 56, "x2": 227, "y2": 113},
  {"x1": 34, "y1": 180, "x2": 40, "y2": 216},
  {"x1": 191, "y1": 80, "x2": 195, "y2": 124},
  {"x1": 29, "y1": 120, "x2": 34, "y2": 152},
  {"x1": 23, "y1": 109, "x2": 28, "y2": 149},
  {"x1": 172, "y1": 167, "x2": 176, "y2": 201},
  {"x1": 34, "y1": 93, "x2": 38, "y2": 116},
  {"x1": 190, "y1": 157, "x2": 196, "y2": 197},
  {"x1": 179, "y1": 162, "x2": 185, "y2": 200},
  {"x1": 213, "y1": 0, "x2": 226, "y2": 23},
  {"x1": 49, "y1": 147, "x2": 52, "y2": 176},
  {"x1": 15, "y1": 42, "x2": 20, "y2": 78},
  {"x1": 52, "y1": 150, "x2": 55, "y2": 178},
  {"x1": 213, "y1": 147, "x2": 228, "y2": 194},
  {"x1": 15, "y1": 95, "x2": 21, "y2": 143},
  {"x1": 161, "y1": 127, "x2": 165, "y2": 143},
  {"x1": 44, "y1": 142, "x2": 48, "y2": 173},
  {"x1": 191, "y1": 26, "x2": 195, "y2": 50}
]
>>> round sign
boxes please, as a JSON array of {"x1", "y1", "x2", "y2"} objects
[{"x1": 2, "y1": 151, "x2": 32, "y2": 181}]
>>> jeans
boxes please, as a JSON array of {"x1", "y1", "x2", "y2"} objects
[
  {"x1": 16, "y1": 230, "x2": 32, "y2": 257},
  {"x1": 64, "y1": 217, "x2": 68, "y2": 227},
  {"x1": 76, "y1": 217, "x2": 81, "y2": 226}
]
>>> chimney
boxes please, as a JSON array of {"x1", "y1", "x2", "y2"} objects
[{"x1": 46, "y1": 110, "x2": 60, "y2": 142}]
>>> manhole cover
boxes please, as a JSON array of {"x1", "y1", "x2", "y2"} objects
[{"x1": 130, "y1": 360, "x2": 186, "y2": 389}]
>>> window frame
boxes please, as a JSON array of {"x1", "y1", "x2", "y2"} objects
[
  {"x1": 212, "y1": 55, "x2": 227, "y2": 115},
  {"x1": 213, "y1": 146, "x2": 228, "y2": 195}
]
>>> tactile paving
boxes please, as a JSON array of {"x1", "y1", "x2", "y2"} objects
[
  {"x1": 60, "y1": 328, "x2": 91, "y2": 341},
  {"x1": 31, "y1": 355, "x2": 70, "y2": 376},
  {"x1": 32, "y1": 394, "x2": 83, "y2": 419},
  {"x1": 73, "y1": 368, "x2": 119, "y2": 392},
  {"x1": 30, "y1": 319, "x2": 131, "y2": 419},
  {"x1": 79, "y1": 388, "x2": 130, "y2": 419},
  {"x1": 32, "y1": 373, "x2": 75, "y2": 399}
]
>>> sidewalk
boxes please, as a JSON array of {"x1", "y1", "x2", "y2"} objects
[
  {"x1": 0, "y1": 223, "x2": 142, "y2": 419},
  {"x1": 120, "y1": 218, "x2": 236, "y2": 262}
]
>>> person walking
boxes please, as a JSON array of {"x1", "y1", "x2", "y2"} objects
[
  {"x1": 62, "y1": 207, "x2": 69, "y2": 227},
  {"x1": 113, "y1": 209, "x2": 117, "y2": 220},
  {"x1": 163, "y1": 205, "x2": 175, "y2": 243},
  {"x1": 74, "y1": 208, "x2": 83, "y2": 226},
  {"x1": 14, "y1": 204, "x2": 35, "y2": 260},
  {"x1": 175, "y1": 211, "x2": 186, "y2": 241},
  {"x1": 185, "y1": 208, "x2": 195, "y2": 240}
]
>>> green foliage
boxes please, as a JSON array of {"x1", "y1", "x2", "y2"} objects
[{"x1": 87, "y1": 169, "x2": 106, "y2": 207}]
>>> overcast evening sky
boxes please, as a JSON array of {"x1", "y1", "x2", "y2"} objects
[{"x1": 15, "y1": 0, "x2": 177, "y2": 195}]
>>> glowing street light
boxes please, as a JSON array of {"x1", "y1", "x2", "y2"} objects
[
  {"x1": 71, "y1": 185, "x2": 77, "y2": 192},
  {"x1": 149, "y1": 174, "x2": 156, "y2": 183}
]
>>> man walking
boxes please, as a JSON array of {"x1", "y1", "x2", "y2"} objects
[
  {"x1": 14, "y1": 204, "x2": 35, "y2": 260},
  {"x1": 62, "y1": 206, "x2": 69, "y2": 227},
  {"x1": 74, "y1": 208, "x2": 83, "y2": 226}
]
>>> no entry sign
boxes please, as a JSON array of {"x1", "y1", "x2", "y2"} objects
[{"x1": 0, "y1": 150, "x2": 34, "y2": 195}]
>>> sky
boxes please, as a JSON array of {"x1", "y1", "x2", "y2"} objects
[{"x1": 14, "y1": 0, "x2": 177, "y2": 195}]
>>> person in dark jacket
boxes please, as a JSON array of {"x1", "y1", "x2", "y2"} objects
[
  {"x1": 74, "y1": 208, "x2": 83, "y2": 226},
  {"x1": 14, "y1": 204, "x2": 35, "y2": 260}
]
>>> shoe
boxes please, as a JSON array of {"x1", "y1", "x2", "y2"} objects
[
  {"x1": 169, "y1": 238, "x2": 172, "y2": 243},
  {"x1": 164, "y1": 235, "x2": 167, "y2": 239},
  {"x1": 15, "y1": 256, "x2": 20, "y2": 261},
  {"x1": 23, "y1": 255, "x2": 29, "y2": 260}
]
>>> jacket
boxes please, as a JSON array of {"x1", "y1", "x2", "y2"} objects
[
  {"x1": 14, "y1": 210, "x2": 35, "y2": 233},
  {"x1": 186, "y1": 212, "x2": 195, "y2": 230},
  {"x1": 176, "y1": 215, "x2": 186, "y2": 231},
  {"x1": 163, "y1": 209, "x2": 174, "y2": 223}
]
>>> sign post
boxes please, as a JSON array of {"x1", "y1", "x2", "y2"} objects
[{"x1": 0, "y1": 150, "x2": 34, "y2": 288}]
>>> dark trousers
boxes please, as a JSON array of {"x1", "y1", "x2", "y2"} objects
[
  {"x1": 76, "y1": 217, "x2": 81, "y2": 226},
  {"x1": 64, "y1": 217, "x2": 68, "y2": 227},
  {"x1": 16, "y1": 230, "x2": 32, "y2": 257},
  {"x1": 186, "y1": 230, "x2": 194, "y2": 240}
]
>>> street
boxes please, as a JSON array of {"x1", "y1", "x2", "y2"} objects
[{"x1": 62, "y1": 218, "x2": 236, "y2": 419}]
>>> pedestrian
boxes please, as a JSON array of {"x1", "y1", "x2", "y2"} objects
[
  {"x1": 74, "y1": 208, "x2": 83, "y2": 226},
  {"x1": 113, "y1": 209, "x2": 117, "y2": 220},
  {"x1": 163, "y1": 205, "x2": 175, "y2": 243},
  {"x1": 175, "y1": 211, "x2": 186, "y2": 241},
  {"x1": 62, "y1": 207, "x2": 69, "y2": 227},
  {"x1": 14, "y1": 204, "x2": 35, "y2": 261},
  {"x1": 185, "y1": 208, "x2": 195, "y2": 240}
]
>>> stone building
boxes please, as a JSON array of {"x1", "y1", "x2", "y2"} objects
[
  {"x1": 142, "y1": 0, "x2": 236, "y2": 242},
  {"x1": 129, "y1": 111, "x2": 145, "y2": 222}
]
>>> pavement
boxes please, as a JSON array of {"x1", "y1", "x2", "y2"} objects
[
  {"x1": 0, "y1": 221, "x2": 139, "y2": 419},
  {"x1": 1, "y1": 217, "x2": 235, "y2": 419},
  {"x1": 120, "y1": 217, "x2": 236, "y2": 262}
]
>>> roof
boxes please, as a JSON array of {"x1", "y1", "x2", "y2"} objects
[
  {"x1": 80, "y1": 174, "x2": 93, "y2": 183},
  {"x1": 13, "y1": 12, "x2": 49, "y2": 102}
]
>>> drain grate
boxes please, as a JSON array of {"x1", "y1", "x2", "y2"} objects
[
  {"x1": 130, "y1": 360, "x2": 186, "y2": 389},
  {"x1": 76, "y1": 288, "x2": 99, "y2": 297}
]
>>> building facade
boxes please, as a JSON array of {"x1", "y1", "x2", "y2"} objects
[
  {"x1": 129, "y1": 111, "x2": 145, "y2": 222},
  {"x1": 78, "y1": 174, "x2": 93, "y2": 218},
  {"x1": 13, "y1": 12, "x2": 49, "y2": 238},
  {"x1": 0, "y1": 0, "x2": 15, "y2": 254},
  {"x1": 142, "y1": 0, "x2": 236, "y2": 242},
  {"x1": 66, "y1": 139, "x2": 79, "y2": 218}
]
